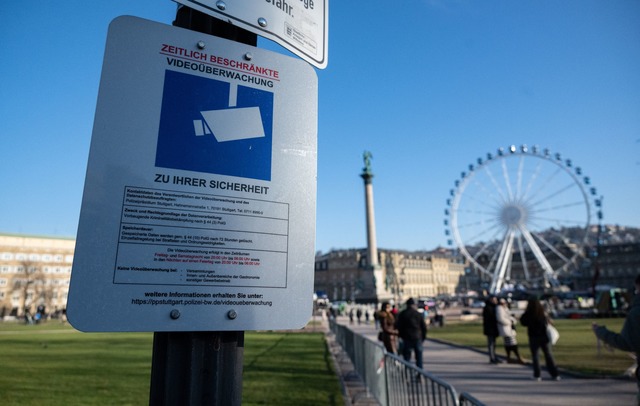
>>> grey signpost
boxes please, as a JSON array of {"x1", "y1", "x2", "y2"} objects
[
  {"x1": 67, "y1": 5, "x2": 320, "y2": 405},
  {"x1": 149, "y1": 8, "x2": 253, "y2": 406}
]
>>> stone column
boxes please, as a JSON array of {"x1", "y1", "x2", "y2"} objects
[
  {"x1": 361, "y1": 158, "x2": 379, "y2": 268},
  {"x1": 360, "y1": 152, "x2": 389, "y2": 302}
]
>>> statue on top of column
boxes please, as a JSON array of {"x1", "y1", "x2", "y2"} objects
[{"x1": 362, "y1": 151, "x2": 373, "y2": 175}]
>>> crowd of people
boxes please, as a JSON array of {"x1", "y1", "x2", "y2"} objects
[{"x1": 355, "y1": 274, "x2": 640, "y2": 402}]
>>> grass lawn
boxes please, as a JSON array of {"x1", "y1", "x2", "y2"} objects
[
  {"x1": 0, "y1": 323, "x2": 343, "y2": 406},
  {"x1": 429, "y1": 317, "x2": 634, "y2": 376}
]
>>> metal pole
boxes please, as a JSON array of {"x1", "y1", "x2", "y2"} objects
[
  {"x1": 148, "y1": 7, "x2": 257, "y2": 405},
  {"x1": 172, "y1": 5, "x2": 257, "y2": 46},
  {"x1": 149, "y1": 331, "x2": 244, "y2": 405}
]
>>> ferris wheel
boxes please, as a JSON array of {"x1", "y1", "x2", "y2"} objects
[{"x1": 445, "y1": 145, "x2": 603, "y2": 294}]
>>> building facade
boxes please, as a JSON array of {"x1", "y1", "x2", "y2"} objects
[
  {"x1": 570, "y1": 242, "x2": 640, "y2": 291},
  {"x1": 314, "y1": 248, "x2": 466, "y2": 304},
  {"x1": 0, "y1": 233, "x2": 74, "y2": 319}
]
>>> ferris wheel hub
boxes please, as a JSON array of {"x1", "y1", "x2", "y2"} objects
[{"x1": 500, "y1": 203, "x2": 528, "y2": 227}]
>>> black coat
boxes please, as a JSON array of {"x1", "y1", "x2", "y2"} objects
[
  {"x1": 396, "y1": 307, "x2": 427, "y2": 342},
  {"x1": 482, "y1": 302, "x2": 499, "y2": 337},
  {"x1": 520, "y1": 309, "x2": 550, "y2": 344}
]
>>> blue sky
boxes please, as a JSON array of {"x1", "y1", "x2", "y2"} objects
[{"x1": 1, "y1": 0, "x2": 639, "y2": 254}]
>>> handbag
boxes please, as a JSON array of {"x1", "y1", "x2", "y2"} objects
[
  {"x1": 546, "y1": 324, "x2": 559, "y2": 345},
  {"x1": 378, "y1": 332, "x2": 384, "y2": 341}
]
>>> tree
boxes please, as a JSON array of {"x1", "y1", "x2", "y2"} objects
[{"x1": 10, "y1": 261, "x2": 52, "y2": 317}]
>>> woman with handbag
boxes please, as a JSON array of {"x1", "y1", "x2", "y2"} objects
[
  {"x1": 377, "y1": 302, "x2": 398, "y2": 354},
  {"x1": 496, "y1": 298, "x2": 524, "y2": 364},
  {"x1": 520, "y1": 297, "x2": 560, "y2": 381}
]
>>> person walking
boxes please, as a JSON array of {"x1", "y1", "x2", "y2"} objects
[
  {"x1": 496, "y1": 298, "x2": 524, "y2": 364},
  {"x1": 482, "y1": 296, "x2": 501, "y2": 364},
  {"x1": 592, "y1": 274, "x2": 640, "y2": 404},
  {"x1": 396, "y1": 298, "x2": 428, "y2": 369},
  {"x1": 520, "y1": 297, "x2": 560, "y2": 381},
  {"x1": 377, "y1": 302, "x2": 398, "y2": 354}
]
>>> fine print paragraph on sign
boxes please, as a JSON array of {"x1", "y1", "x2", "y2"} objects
[{"x1": 114, "y1": 186, "x2": 289, "y2": 288}]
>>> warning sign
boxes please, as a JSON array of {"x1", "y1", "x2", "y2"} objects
[{"x1": 67, "y1": 16, "x2": 317, "y2": 332}]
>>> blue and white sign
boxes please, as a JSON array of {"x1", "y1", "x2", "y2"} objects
[
  {"x1": 67, "y1": 16, "x2": 317, "y2": 332},
  {"x1": 156, "y1": 70, "x2": 274, "y2": 180}
]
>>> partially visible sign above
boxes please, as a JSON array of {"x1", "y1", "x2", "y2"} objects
[{"x1": 173, "y1": 0, "x2": 328, "y2": 69}]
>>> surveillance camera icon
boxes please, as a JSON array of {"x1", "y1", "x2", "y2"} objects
[{"x1": 193, "y1": 106, "x2": 265, "y2": 142}]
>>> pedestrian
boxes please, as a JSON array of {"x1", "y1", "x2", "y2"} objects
[
  {"x1": 496, "y1": 298, "x2": 524, "y2": 364},
  {"x1": 349, "y1": 307, "x2": 354, "y2": 325},
  {"x1": 373, "y1": 307, "x2": 380, "y2": 330},
  {"x1": 377, "y1": 302, "x2": 398, "y2": 354},
  {"x1": 395, "y1": 298, "x2": 428, "y2": 369},
  {"x1": 365, "y1": 308, "x2": 370, "y2": 324},
  {"x1": 482, "y1": 296, "x2": 501, "y2": 364},
  {"x1": 356, "y1": 307, "x2": 363, "y2": 324},
  {"x1": 592, "y1": 274, "x2": 640, "y2": 404},
  {"x1": 520, "y1": 297, "x2": 560, "y2": 381}
]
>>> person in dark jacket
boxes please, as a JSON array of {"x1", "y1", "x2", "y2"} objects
[
  {"x1": 592, "y1": 275, "x2": 640, "y2": 404},
  {"x1": 520, "y1": 297, "x2": 560, "y2": 381},
  {"x1": 396, "y1": 298, "x2": 428, "y2": 369},
  {"x1": 482, "y1": 296, "x2": 501, "y2": 364}
]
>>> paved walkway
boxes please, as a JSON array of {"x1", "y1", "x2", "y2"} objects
[{"x1": 331, "y1": 316, "x2": 638, "y2": 406}]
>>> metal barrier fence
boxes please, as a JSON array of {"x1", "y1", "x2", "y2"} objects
[{"x1": 330, "y1": 320, "x2": 485, "y2": 406}]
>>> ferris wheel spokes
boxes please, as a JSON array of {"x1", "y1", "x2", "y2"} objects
[
  {"x1": 529, "y1": 181, "x2": 578, "y2": 208},
  {"x1": 462, "y1": 220, "x2": 503, "y2": 246},
  {"x1": 516, "y1": 155, "x2": 526, "y2": 199},
  {"x1": 522, "y1": 159, "x2": 544, "y2": 202},
  {"x1": 518, "y1": 225, "x2": 556, "y2": 286},
  {"x1": 516, "y1": 234, "x2": 531, "y2": 281},
  {"x1": 501, "y1": 156, "x2": 515, "y2": 201},
  {"x1": 530, "y1": 230, "x2": 572, "y2": 263},
  {"x1": 531, "y1": 200, "x2": 586, "y2": 214},
  {"x1": 482, "y1": 165, "x2": 509, "y2": 204},
  {"x1": 460, "y1": 184, "x2": 501, "y2": 211},
  {"x1": 490, "y1": 228, "x2": 516, "y2": 293}
]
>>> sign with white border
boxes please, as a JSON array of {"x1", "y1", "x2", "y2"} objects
[
  {"x1": 67, "y1": 16, "x2": 317, "y2": 332},
  {"x1": 172, "y1": 0, "x2": 328, "y2": 69}
]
